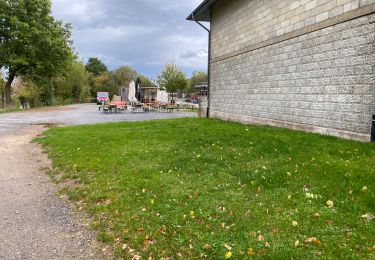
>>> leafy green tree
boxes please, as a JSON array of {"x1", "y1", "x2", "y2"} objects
[
  {"x1": 113, "y1": 66, "x2": 154, "y2": 88},
  {"x1": 187, "y1": 71, "x2": 208, "y2": 96},
  {"x1": 0, "y1": 77, "x2": 5, "y2": 108},
  {"x1": 90, "y1": 72, "x2": 117, "y2": 98},
  {"x1": 15, "y1": 80, "x2": 41, "y2": 108},
  {"x1": 86, "y1": 58, "x2": 109, "y2": 98},
  {"x1": 37, "y1": 78, "x2": 54, "y2": 106},
  {"x1": 190, "y1": 71, "x2": 208, "y2": 87},
  {"x1": 85, "y1": 58, "x2": 108, "y2": 76},
  {"x1": 55, "y1": 62, "x2": 90, "y2": 103},
  {"x1": 110, "y1": 65, "x2": 155, "y2": 103},
  {"x1": 113, "y1": 66, "x2": 137, "y2": 87},
  {"x1": 0, "y1": 0, "x2": 74, "y2": 106},
  {"x1": 138, "y1": 74, "x2": 154, "y2": 87},
  {"x1": 157, "y1": 62, "x2": 187, "y2": 95}
]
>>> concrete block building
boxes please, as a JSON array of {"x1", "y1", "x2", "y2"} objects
[{"x1": 188, "y1": 0, "x2": 375, "y2": 142}]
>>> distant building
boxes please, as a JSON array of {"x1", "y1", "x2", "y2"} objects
[
  {"x1": 120, "y1": 85, "x2": 168, "y2": 103},
  {"x1": 141, "y1": 86, "x2": 158, "y2": 100},
  {"x1": 194, "y1": 82, "x2": 208, "y2": 96},
  {"x1": 188, "y1": 0, "x2": 375, "y2": 142}
]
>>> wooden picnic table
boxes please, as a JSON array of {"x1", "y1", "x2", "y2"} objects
[
  {"x1": 100, "y1": 101, "x2": 128, "y2": 113},
  {"x1": 131, "y1": 103, "x2": 145, "y2": 113}
]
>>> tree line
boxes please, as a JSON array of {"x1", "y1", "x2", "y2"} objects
[
  {"x1": 86, "y1": 57, "x2": 208, "y2": 101},
  {"x1": 85, "y1": 57, "x2": 155, "y2": 101},
  {"x1": 0, "y1": 0, "x2": 207, "y2": 108}
]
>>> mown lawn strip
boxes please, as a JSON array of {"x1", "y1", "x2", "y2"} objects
[{"x1": 36, "y1": 118, "x2": 375, "y2": 259}]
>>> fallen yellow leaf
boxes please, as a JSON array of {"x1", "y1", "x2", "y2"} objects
[
  {"x1": 225, "y1": 251, "x2": 232, "y2": 258},
  {"x1": 203, "y1": 243, "x2": 211, "y2": 250},
  {"x1": 326, "y1": 200, "x2": 334, "y2": 208},
  {"x1": 247, "y1": 248, "x2": 255, "y2": 256},
  {"x1": 305, "y1": 237, "x2": 322, "y2": 246}
]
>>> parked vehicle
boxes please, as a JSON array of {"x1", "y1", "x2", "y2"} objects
[
  {"x1": 96, "y1": 92, "x2": 109, "y2": 105},
  {"x1": 191, "y1": 95, "x2": 199, "y2": 104}
]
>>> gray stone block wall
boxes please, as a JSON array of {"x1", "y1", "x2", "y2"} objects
[
  {"x1": 211, "y1": 0, "x2": 375, "y2": 60},
  {"x1": 210, "y1": 14, "x2": 375, "y2": 141}
]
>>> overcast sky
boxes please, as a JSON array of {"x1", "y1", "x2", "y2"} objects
[{"x1": 52, "y1": 0, "x2": 208, "y2": 79}]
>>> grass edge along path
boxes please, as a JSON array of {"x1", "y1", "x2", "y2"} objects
[
  {"x1": 36, "y1": 118, "x2": 375, "y2": 259},
  {"x1": 0, "y1": 108, "x2": 20, "y2": 114}
]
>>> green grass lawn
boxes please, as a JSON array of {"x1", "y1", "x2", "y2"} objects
[
  {"x1": 36, "y1": 118, "x2": 375, "y2": 259},
  {"x1": 0, "y1": 108, "x2": 20, "y2": 114}
]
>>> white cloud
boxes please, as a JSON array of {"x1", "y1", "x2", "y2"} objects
[
  {"x1": 52, "y1": 0, "x2": 105, "y2": 24},
  {"x1": 52, "y1": 0, "x2": 208, "y2": 77},
  {"x1": 75, "y1": 25, "x2": 158, "y2": 43}
]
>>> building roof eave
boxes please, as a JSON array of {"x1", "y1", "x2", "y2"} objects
[{"x1": 186, "y1": 0, "x2": 218, "y2": 22}]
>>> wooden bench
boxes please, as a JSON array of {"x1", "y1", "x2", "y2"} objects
[{"x1": 109, "y1": 101, "x2": 128, "y2": 113}]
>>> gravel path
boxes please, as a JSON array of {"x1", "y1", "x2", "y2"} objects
[
  {"x1": 0, "y1": 104, "x2": 196, "y2": 259},
  {"x1": 0, "y1": 126, "x2": 109, "y2": 259},
  {"x1": 0, "y1": 103, "x2": 196, "y2": 136}
]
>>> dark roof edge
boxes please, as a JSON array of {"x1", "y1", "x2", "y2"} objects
[{"x1": 186, "y1": 0, "x2": 218, "y2": 22}]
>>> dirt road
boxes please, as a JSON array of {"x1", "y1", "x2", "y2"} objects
[{"x1": 0, "y1": 126, "x2": 107, "y2": 259}]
